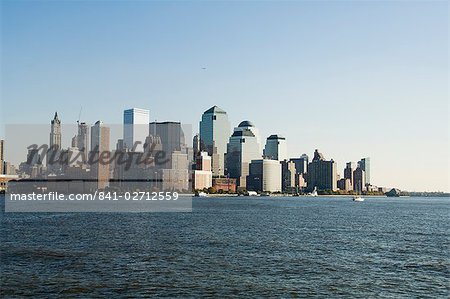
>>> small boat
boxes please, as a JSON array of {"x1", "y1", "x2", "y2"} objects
[
  {"x1": 308, "y1": 187, "x2": 318, "y2": 197},
  {"x1": 195, "y1": 191, "x2": 208, "y2": 197},
  {"x1": 352, "y1": 196, "x2": 364, "y2": 202}
]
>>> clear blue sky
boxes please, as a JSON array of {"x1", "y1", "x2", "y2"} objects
[{"x1": 1, "y1": 1, "x2": 448, "y2": 192}]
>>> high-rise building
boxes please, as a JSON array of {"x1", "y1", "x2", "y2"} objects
[
  {"x1": 344, "y1": 162, "x2": 355, "y2": 190},
  {"x1": 235, "y1": 121, "x2": 262, "y2": 153},
  {"x1": 353, "y1": 167, "x2": 366, "y2": 192},
  {"x1": 306, "y1": 149, "x2": 337, "y2": 192},
  {"x1": 199, "y1": 106, "x2": 230, "y2": 176},
  {"x1": 193, "y1": 134, "x2": 201, "y2": 159},
  {"x1": 290, "y1": 153, "x2": 309, "y2": 175},
  {"x1": 91, "y1": 121, "x2": 110, "y2": 190},
  {"x1": 281, "y1": 160, "x2": 296, "y2": 192},
  {"x1": 50, "y1": 112, "x2": 62, "y2": 150},
  {"x1": 71, "y1": 122, "x2": 90, "y2": 162},
  {"x1": 247, "y1": 159, "x2": 282, "y2": 193},
  {"x1": 358, "y1": 157, "x2": 371, "y2": 185},
  {"x1": 123, "y1": 108, "x2": 150, "y2": 152},
  {"x1": 263, "y1": 135, "x2": 287, "y2": 161},
  {"x1": 0, "y1": 139, "x2": 4, "y2": 175},
  {"x1": 226, "y1": 124, "x2": 261, "y2": 188},
  {"x1": 47, "y1": 112, "x2": 62, "y2": 170},
  {"x1": 149, "y1": 121, "x2": 185, "y2": 160},
  {"x1": 193, "y1": 151, "x2": 212, "y2": 190}
]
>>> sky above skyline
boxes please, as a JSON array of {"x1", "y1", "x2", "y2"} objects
[{"x1": 1, "y1": 1, "x2": 448, "y2": 192}]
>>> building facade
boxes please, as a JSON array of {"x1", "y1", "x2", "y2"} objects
[
  {"x1": 199, "y1": 106, "x2": 230, "y2": 176},
  {"x1": 226, "y1": 124, "x2": 261, "y2": 188},
  {"x1": 263, "y1": 135, "x2": 287, "y2": 161},
  {"x1": 247, "y1": 159, "x2": 282, "y2": 193},
  {"x1": 91, "y1": 121, "x2": 110, "y2": 190},
  {"x1": 306, "y1": 149, "x2": 337, "y2": 192},
  {"x1": 123, "y1": 108, "x2": 150, "y2": 152}
]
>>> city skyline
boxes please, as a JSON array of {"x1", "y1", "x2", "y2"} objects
[{"x1": 1, "y1": 1, "x2": 448, "y2": 192}]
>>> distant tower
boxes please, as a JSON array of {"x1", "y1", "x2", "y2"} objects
[
  {"x1": 226, "y1": 122, "x2": 261, "y2": 188},
  {"x1": 358, "y1": 157, "x2": 371, "y2": 185},
  {"x1": 199, "y1": 106, "x2": 231, "y2": 176},
  {"x1": 123, "y1": 108, "x2": 150, "y2": 152},
  {"x1": 91, "y1": 121, "x2": 110, "y2": 189},
  {"x1": 263, "y1": 134, "x2": 287, "y2": 161},
  {"x1": 50, "y1": 112, "x2": 61, "y2": 150}
]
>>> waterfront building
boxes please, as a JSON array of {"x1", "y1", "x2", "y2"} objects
[
  {"x1": 193, "y1": 152, "x2": 212, "y2": 190},
  {"x1": 161, "y1": 151, "x2": 190, "y2": 192},
  {"x1": 199, "y1": 106, "x2": 230, "y2": 176},
  {"x1": 344, "y1": 162, "x2": 355, "y2": 189},
  {"x1": 149, "y1": 121, "x2": 185, "y2": 160},
  {"x1": 338, "y1": 178, "x2": 352, "y2": 191},
  {"x1": 123, "y1": 108, "x2": 150, "y2": 152},
  {"x1": 0, "y1": 139, "x2": 4, "y2": 175},
  {"x1": 281, "y1": 160, "x2": 296, "y2": 192},
  {"x1": 91, "y1": 121, "x2": 110, "y2": 190},
  {"x1": 306, "y1": 149, "x2": 338, "y2": 192},
  {"x1": 353, "y1": 167, "x2": 366, "y2": 193},
  {"x1": 358, "y1": 157, "x2": 371, "y2": 185},
  {"x1": 226, "y1": 123, "x2": 261, "y2": 188},
  {"x1": 247, "y1": 159, "x2": 282, "y2": 193},
  {"x1": 263, "y1": 135, "x2": 287, "y2": 161},
  {"x1": 290, "y1": 153, "x2": 308, "y2": 175},
  {"x1": 212, "y1": 177, "x2": 237, "y2": 193}
]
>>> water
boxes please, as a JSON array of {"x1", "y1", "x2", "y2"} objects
[{"x1": 1, "y1": 195, "x2": 449, "y2": 298}]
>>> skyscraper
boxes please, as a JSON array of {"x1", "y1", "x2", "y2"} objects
[
  {"x1": 263, "y1": 135, "x2": 287, "y2": 161},
  {"x1": 344, "y1": 162, "x2": 355, "y2": 189},
  {"x1": 226, "y1": 123, "x2": 261, "y2": 188},
  {"x1": 353, "y1": 167, "x2": 366, "y2": 192},
  {"x1": 307, "y1": 149, "x2": 338, "y2": 192},
  {"x1": 47, "y1": 112, "x2": 62, "y2": 170},
  {"x1": 149, "y1": 121, "x2": 185, "y2": 159},
  {"x1": 358, "y1": 157, "x2": 371, "y2": 185},
  {"x1": 281, "y1": 160, "x2": 296, "y2": 192},
  {"x1": 235, "y1": 120, "x2": 262, "y2": 153},
  {"x1": 75, "y1": 122, "x2": 89, "y2": 162},
  {"x1": 0, "y1": 139, "x2": 4, "y2": 175},
  {"x1": 91, "y1": 121, "x2": 110, "y2": 190},
  {"x1": 290, "y1": 153, "x2": 309, "y2": 175},
  {"x1": 50, "y1": 112, "x2": 62, "y2": 150},
  {"x1": 199, "y1": 106, "x2": 230, "y2": 176},
  {"x1": 123, "y1": 108, "x2": 150, "y2": 152}
]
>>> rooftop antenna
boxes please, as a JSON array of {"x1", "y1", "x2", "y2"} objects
[{"x1": 77, "y1": 106, "x2": 83, "y2": 125}]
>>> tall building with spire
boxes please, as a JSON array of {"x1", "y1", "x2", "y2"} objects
[
  {"x1": 47, "y1": 112, "x2": 62, "y2": 170},
  {"x1": 199, "y1": 106, "x2": 230, "y2": 176},
  {"x1": 50, "y1": 112, "x2": 61, "y2": 150}
]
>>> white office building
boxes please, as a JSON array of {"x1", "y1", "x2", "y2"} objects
[
  {"x1": 247, "y1": 159, "x2": 282, "y2": 193},
  {"x1": 123, "y1": 108, "x2": 150, "y2": 152}
]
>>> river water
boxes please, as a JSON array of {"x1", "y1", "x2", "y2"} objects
[{"x1": 1, "y1": 195, "x2": 448, "y2": 297}]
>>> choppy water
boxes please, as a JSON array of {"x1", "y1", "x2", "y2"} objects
[{"x1": 1, "y1": 195, "x2": 449, "y2": 298}]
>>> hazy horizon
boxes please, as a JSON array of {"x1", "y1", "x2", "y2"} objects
[{"x1": 1, "y1": 1, "x2": 448, "y2": 192}]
